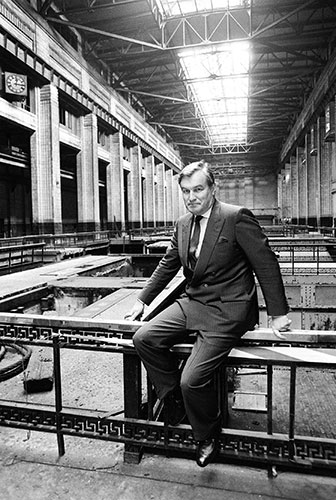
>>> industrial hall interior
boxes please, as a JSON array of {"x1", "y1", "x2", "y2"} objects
[{"x1": 1, "y1": 1, "x2": 336, "y2": 499}]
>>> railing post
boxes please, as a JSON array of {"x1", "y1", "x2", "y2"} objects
[
  {"x1": 288, "y1": 365, "x2": 296, "y2": 461},
  {"x1": 220, "y1": 365, "x2": 229, "y2": 427},
  {"x1": 267, "y1": 365, "x2": 273, "y2": 435},
  {"x1": 53, "y1": 334, "x2": 65, "y2": 457},
  {"x1": 291, "y1": 245, "x2": 295, "y2": 275},
  {"x1": 123, "y1": 351, "x2": 143, "y2": 463}
]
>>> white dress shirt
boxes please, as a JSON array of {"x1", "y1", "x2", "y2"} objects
[{"x1": 192, "y1": 206, "x2": 212, "y2": 259}]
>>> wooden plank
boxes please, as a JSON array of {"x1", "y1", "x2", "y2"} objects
[
  {"x1": 49, "y1": 276, "x2": 148, "y2": 290},
  {"x1": 229, "y1": 346, "x2": 336, "y2": 366},
  {"x1": 23, "y1": 346, "x2": 53, "y2": 393},
  {"x1": 94, "y1": 289, "x2": 140, "y2": 320},
  {"x1": 1, "y1": 311, "x2": 336, "y2": 344},
  {"x1": 242, "y1": 328, "x2": 336, "y2": 344},
  {"x1": 172, "y1": 344, "x2": 336, "y2": 366},
  {"x1": 0, "y1": 312, "x2": 143, "y2": 336},
  {"x1": 73, "y1": 288, "x2": 136, "y2": 318},
  {"x1": 0, "y1": 286, "x2": 49, "y2": 312},
  {"x1": 143, "y1": 272, "x2": 186, "y2": 321},
  {"x1": 232, "y1": 391, "x2": 267, "y2": 412}
]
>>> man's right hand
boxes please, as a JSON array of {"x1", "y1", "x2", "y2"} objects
[{"x1": 124, "y1": 299, "x2": 145, "y2": 321}]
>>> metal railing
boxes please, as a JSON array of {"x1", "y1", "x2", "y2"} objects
[
  {"x1": 270, "y1": 241, "x2": 336, "y2": 275},
  {"x1": 0, "y1": 231, "x2": 111, "y2": 249},
  {"x1": 0, "y1": 243, "x2": 45, "y2": 273},
  {"x1": 0, "y1": 313, "x2": 336, "y2": 474},
  {"x1": 0, "y1": 227, "x2": 175, "y2": 249},
  {"x1": 262, "y1": 224, "x2": 336, "y2": 238}
]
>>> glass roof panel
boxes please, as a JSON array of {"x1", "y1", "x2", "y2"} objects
[
  {"x1": 179, "y1": 41, "x2": 250, "y2": 145},
  {"x1": 157, "y1": 0, "x2": 251, "y2": 146},
  {"x1": 158, "y1": 0, "x2": 249, "y2": 16}
]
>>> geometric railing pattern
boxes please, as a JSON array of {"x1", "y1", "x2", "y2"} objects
[{"x1": 1, "y1": 313, "x2": 336, "y2": 474}]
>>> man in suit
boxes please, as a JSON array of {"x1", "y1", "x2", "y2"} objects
[{"x1": 126, "y1": 160, "x2": 291, "y2": 467}]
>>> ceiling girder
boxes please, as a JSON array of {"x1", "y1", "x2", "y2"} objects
[
  {"x1": 47, "y1": 0, "x2": 336, "y2": 166},
  {"x1": 55, "y1": 0, "x2": 141, "y2": 16},
  {"x1": 46, "y1": 17, "x2": 163, "y2": 50}
]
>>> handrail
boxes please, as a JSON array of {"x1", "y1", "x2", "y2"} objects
[
  {"x1": 269, "y1": 240, "x2": 336, "y2": 275},
  {"x1": 1, "y1": 313, "x2": 336, "y2": 472},
  {"x1": 0, "y1": 243, "x2": 45, "y2": 252},
  {"x1": 0, "y1": 225, "x2": 334, "y2": 250},
  {"x1": 0, "y1": 243, "x2": 45, "y2": 272},
  {"x1": 0, "y1": 227, "x2": 176, "y2": 249},
  {"x1": 0, "y1": 312, "x2": 336, "y2": 344}
]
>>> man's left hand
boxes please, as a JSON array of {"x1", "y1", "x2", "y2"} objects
[{"x1": 270, "y1": 315, "x2": 292, "y2": 339}]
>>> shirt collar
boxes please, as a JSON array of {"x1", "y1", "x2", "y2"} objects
[{"x1": 199, "y1": 206, "x2": 212, "y2": 220}]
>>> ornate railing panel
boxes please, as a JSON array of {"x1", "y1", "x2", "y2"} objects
[{"x1": 0, "y1": 313, "x2": 336, "y2": 474}]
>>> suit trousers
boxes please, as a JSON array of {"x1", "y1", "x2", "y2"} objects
[{"x1": 132, "y1": 300, "x2": 244, "y2": 441}]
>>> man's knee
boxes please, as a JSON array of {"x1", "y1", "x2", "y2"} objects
[
  {"x1": 132, "y1": 324, "x2": 150, "y2": 351},
  {"x1": 181, "y1": 370, "x2": 198, "y2": 392},
  {"x1": 181, "y1": 369, "x2": 214, "y2": 394}
]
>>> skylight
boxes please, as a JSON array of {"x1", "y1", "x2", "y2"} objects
[
  {"x1": 159, "y1": 0, "x2": 247, "y2": 16},
  {"x1": 179, "y1": 42, "x2": 250, "y2": 145},
  {"x1": 157, "y1": 0, "x2": 251, "y2": 146}
]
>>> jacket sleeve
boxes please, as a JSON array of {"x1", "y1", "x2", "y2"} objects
[
  {"x1": 235, "y1": 208, "x2": 289, "y2": 316},
  {"x1": 137, "y1": 224, "x2": 182, "y2": 306}
]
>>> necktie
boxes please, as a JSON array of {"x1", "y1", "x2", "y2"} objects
[{"x1": 189, "y1": 215, "x2": 202, "y2": 269}]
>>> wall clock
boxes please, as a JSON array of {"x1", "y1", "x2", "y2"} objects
[{"x1": 5, "y1": 72, "x2": 27, "y2": 95}]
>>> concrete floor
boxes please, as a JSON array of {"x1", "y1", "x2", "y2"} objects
[
  {"x1": 1, "y1": 258, "x2": 336, "y2": 499},
  {"x1": 1, "y1": 428, "x2": 336, "y2": 500}
]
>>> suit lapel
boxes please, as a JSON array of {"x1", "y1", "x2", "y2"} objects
[
  {"x1": 192, "y1": 201, "x2": 226, "y2": 280},
  {"x1": 179, "y1": 213, "x2": 193, "y2": 266}
]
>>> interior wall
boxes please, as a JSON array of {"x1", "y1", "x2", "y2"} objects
[{"x1": 214, "y1": 166, "x2": 279, "y2": 224}]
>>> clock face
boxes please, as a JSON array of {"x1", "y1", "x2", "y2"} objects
[{"x1": 5, "y1": 73, "x2": 27, "y2": 95}]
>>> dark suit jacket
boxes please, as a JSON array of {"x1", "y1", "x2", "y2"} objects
[{"x1": 138, "y1": 200, "x2": 289, "y2": 333}]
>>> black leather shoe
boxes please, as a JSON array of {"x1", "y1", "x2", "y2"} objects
[
  {"x1": 165, "y1": 388, "x2": 186, "y2": 426},
  {"x1": 196, "y1": 438, "x2": 218, "y2": 467}
]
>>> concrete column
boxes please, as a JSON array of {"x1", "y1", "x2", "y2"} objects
[
  {"x1": 321, "y1": 119, "x2": 332, "y2": 227},
  {"x1": 77, "y1": 113, "x2": 100, "y2": 232},
  {"x1": 290, "y1": 154, "x2": 299, "y2": 224},
  {"x1": 277, "y1": 173, "x2": 283, "y2": 221},
  {"x1": 315, "y1": 116, "x2": 323, "y2": 227},
  {"x1": 244, "y1": 177, "x2": 253, "y2": 208},
  {"x1": 157, "y1": 162, "x2": 165, "y2": 226},
  {"x1": 216, "y1": 178, "x2": 224, "y2": 202},
  {"x1": 281, "y1": 169, "x2": 287, "y2": 221},
  {"x1": 238, "y1": 178, "x2": 245, "y2": 206},
  {"x1": 173, "y1": 173, "x2": 181, "y2": 222},
  {"x1": 227, "y1": 180, "x2": 237, "y2": 205},
  {"x1": 299, "y1": 143, "x2": 308, "y2": 225},
  {"x1": 332, "y1": 106, "x2": 336, "y2": 227},
  {"x1": 283, "y1": 164, "x2": 291, "y2": 220},
  {"x1": 144, "y1": 155, "x2": 155, "y2": 227},
  {"x1": 107, "y1": 131, "x2": 123, "y2": 231},
  {"x1": 30, "y1": 84, "x2": 62, "y2": 234},
  {"x1": 141, "y1": 160, "x2": 147, "y2": 229},
  {"x1": 332, "y1": 98, "x2": 336, "y2": 228},
  {"x1": 307, "y1": 129, "x2": 316, "y2": 226},
  {"x1": 129, "y1": 145, "x2": 142, "y2": 229},
  {"x1": 166, "y1": 167, "x2": 174, "y2": 225}
]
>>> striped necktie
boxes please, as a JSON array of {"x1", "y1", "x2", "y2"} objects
[{"x1": 188, "y1": 215, "x2": 202, "y2": 269}]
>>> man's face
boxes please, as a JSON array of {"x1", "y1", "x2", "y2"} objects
[{"x1": 180, "y1": 170, "x2": 215, "y2": 215}]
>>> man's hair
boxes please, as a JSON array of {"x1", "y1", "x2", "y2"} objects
[{"x1": 178, "y1": 160, "x2": 215, "y2": 187}]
